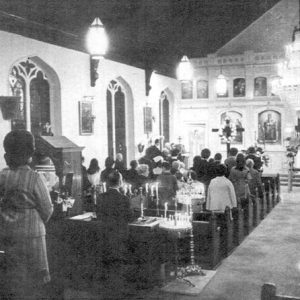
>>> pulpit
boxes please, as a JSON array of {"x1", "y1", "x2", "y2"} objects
[{"x1": 34, "y1": 135, "x2": 84, "y2": 215}]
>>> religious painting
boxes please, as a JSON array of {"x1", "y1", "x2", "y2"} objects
[
  {"x1": 258, "y1": 110, "x2": 281, "y2": 144},
  {"x1": 79, "y1": 101, "x2": 94, "y2": 135},
  {"x1": 143, "y1": 106, "x2": 152, "y2": 134},
  {"x1": 181, "y1": 81, "x2": 193, "y2": 99},
  {"x1": 233, "y1": 78, "x2": 246, "y2": 97},
  {"x1": 254, "y1": 77, "x2": 267, "y2": 97},
  {"x1": 220, "y1": 111, "x2": 243, "y2": 144},
  {"x1": 196, "y1": 80, "x2": 208, "y2": 99}
]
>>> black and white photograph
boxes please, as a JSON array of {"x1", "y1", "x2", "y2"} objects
[{"x1": 0, "y1": 1, "x2": 299, "y2": 299}]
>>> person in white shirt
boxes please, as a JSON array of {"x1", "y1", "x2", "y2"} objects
[
  {"x1": 87, "y1": 158, "x2": 101, "y2": 187},
  {"x1": 206, "y1": 164, "x2": 237, "y2": 211}
]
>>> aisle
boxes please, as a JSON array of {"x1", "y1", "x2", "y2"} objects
[{"x1": 196, "y1": 187, "x2": 300, "y2": 300}]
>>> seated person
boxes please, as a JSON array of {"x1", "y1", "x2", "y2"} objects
[
  {"x1": 245, "y1": 146, "x2": 263, "y2": 172},
  {"x1": 87, "y1": 158, "x2": 101, "y2": 187},
  {"x1": 132, "y1": 164, "x2": 150, "y2": 192},
  {"x1": 206, "y1": 164, "x2": 237, "y2": 211},
  {"x1": 100, "y1": 157, "x2": 115, "y2": 183},
  {"x1": 125, "y1": 160, "x2": 139, "y2": 183},
  {"x1": 157, "y1": 162, "x2": 179, "y2": 208},
  {"x1": 114, "y1": 153, "x2": 126, "y2": 176},
  {"x1": 34, "y1": 155, "x2": 59, "y2": 192},
  {"x1": 246, "y1": 158, "x2": 263, "y2": 198}
]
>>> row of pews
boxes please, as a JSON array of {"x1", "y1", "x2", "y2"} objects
[
  {"x1": 45, "y1": 173, "x2": 281, "y2": 293},
  {"x1": 168, "y1": 173, "x2": 281, "y2": 271}
]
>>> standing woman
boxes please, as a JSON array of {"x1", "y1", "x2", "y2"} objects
[
  {"x1": 229, "y1": 153, "x2": 251, "y2": 204},
  {"x1": 87, "y1": 158, "x2": 101, "y2": 187},
  {"x1": 0, "y1": 130, "x2": 53, "y2": 299}
]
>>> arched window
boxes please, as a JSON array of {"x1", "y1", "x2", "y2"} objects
[
  {"x1": 159, "y1": 92, "x2": 170, "y2": 144},
  {"x1": 107, "y1": 80, "x2": 127, "y2": 164},
  {"x1": 9, "y1": 59, "x2": 50, "y2": 135}
]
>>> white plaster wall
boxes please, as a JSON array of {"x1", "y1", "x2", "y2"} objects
[{"x1": 0, "y1": 30, "x2": 178, "y2": 170}]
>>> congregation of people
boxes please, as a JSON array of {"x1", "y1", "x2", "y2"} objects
[{"x1": 82, "y1": 138, "x2": 265, "y2": 216}]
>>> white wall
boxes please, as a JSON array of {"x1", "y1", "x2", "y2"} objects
[{"x1": 0, "y1": 30, "x2": 179, "y2": 170}]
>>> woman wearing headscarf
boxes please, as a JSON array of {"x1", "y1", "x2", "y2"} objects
[{"x1": 0, "y1": 130, "x2": 53, "y2": 299}]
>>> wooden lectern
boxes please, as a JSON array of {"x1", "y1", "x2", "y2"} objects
[{"x1": 34, "y1": 135, "x2": 84, "y2": 215}]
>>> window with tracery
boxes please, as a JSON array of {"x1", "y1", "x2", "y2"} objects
[
  {"x1": 106, "y1": 80, "x2": 127, "y2": 163},
  {"x1": 9, "y1": 59, "x2": 50, "y2": 135}
]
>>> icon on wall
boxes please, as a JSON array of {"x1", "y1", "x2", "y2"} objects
[
  {"x1": 197, "y1": 80, "x2": 208, "y2": 98},
  {"x1": 254, "y1": 77, "x2": 267, "y2": 97},
  {"x1": 233, "y1": 78, "x2": 246, "y2": 97},
  {"x1": 181, "y1": 81, "x2": 193, "y2": 99},
  {"x1": 258, "y1": 110, "x2": 281, "y2": 144},
  {"x1": 220, "y1": 111, "x2": 243, "y2": 144},
  {"x1": 79, "y1": 101, "x2": 94, "y2": 135}
]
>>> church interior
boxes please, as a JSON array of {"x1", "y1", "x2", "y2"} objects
[{"x1": 0, "y1": 0, "x2": 300, "y2": 299}]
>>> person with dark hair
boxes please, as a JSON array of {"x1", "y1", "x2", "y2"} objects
[
  {"x1": 207, "y1": 153, "x2": 222, "y2": 182},
  {"x1": 81, "y1": 156, "x2": 91, "y2": 194},
  {"x1": 125, "y1": 160, "x2": 139, "y2": 183},
  {"x1": 145, "y1": 138, "x2": 162, "y2": 162},
  {"x1": 229, "y1": 153, "x2": 251, "y2": 200},
  {"x1": 100, "y1": 157, "x2": 115, "y2": 183},
  {"x1": 206, "y1": 164, "x2": 237, "y2": 211},
  {"x1": 245, "y1": 146, "x2": 263, "y2": 172},
  {"x1": 114, "y1": 153, "x2": 126, "y2": 176},
  {"x1": 224, "y1": 147, "x2": 238, "y2": 175},
  {"x1": 157, "y1": 162, "x2": 179, "y2": 208},
  {"x1": 87, "y1": 158, "x2": 101, "y2": 187},
  {"x1": 96, "y1": 170, "x2": 133, "y2": 297},
  {"x1": 0, "y1": 130, "x2": 53, "y2": 299},
  {"x1": 246, "y1": 158, "x2": 263, "y2": 198},
  {"x1": 193, "y1": 148, "x2": 211, "y2": 193}
]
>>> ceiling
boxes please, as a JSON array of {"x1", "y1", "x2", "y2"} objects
[{"x1": 0, "y1": 0, "x2": 281, "y2": 77}]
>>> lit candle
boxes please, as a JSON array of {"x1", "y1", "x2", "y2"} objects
[
  {"x1": 128, "y1": 184, "x2": 132, "y2": 195},
  {"x1": 124, "y1": 184, "x2": 127, "y2": 195},
  {"x1": 103, "y1": 182, "x2": 106, "y2": 192},
  {"x1": 164, "y1": 202, "x2": 168, "y2": 219},
  {"x1": 145, "y1": 183, "x2": 149, "y2": 194},
  {"x1": 156, "y1": 182, "x2": 159, "y2": 199},
  {"x1": 151, "y1": 185, "x2": 154, "y2": 196},
  {"x1": 141, "y1": 202, "x2": 144, "y2": 218}
]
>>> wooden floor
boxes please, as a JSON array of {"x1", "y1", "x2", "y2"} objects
[{"x1": 63, "y1": 186, "x2": 300, "y2": 300}]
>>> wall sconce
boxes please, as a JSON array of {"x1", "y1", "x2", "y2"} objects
[
  {"x1": 176, "y1": 55, "x2": 193, "y2": 81},
  {"x1": 86, "y1": 17, "x2": 108, "y2": 87}
]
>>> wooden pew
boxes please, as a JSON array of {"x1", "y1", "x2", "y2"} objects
[
  {"x1": 260, "y1": 184, "x2": 267, "y2": 219},
  {"x1": 240, "y1": 195, "x2": 253, "y2": 236},
  {"x1": 193, "y1": 207, "x2": 234, "y2": 258},
  {"x1": 263, "y1": 180, "x2": 272, "y2": 214},
  {"x1": 275, "y1": 173, "x2": 281, "y2": 203},
  {"x1": 192, "y1": 215, "x2": 221, "y2": 269},
  {"x1": 261, "y1": 283, "x2": 300, "y2": 300},
  {"x1": 252, "y1": 192, "x2": 261, "y2": 227},
  {"x1": 232, "y1": 204, "x2": 244, "y2": 246}
]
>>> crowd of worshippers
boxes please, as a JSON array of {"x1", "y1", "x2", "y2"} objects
[{"x1": 82, "y1": 139, "x2": 265, "y2": 213}]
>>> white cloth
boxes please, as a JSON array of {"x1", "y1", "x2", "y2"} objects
[
  {"x1": 206, "y1": 176, "x2": 237, "y2": 211},
  {"x1": 87, "y1": 172, "x2": 101, "y2": 187}
]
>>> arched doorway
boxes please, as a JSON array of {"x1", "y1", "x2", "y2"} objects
[
  {"x1": 159, "y1": 91, "x2": 170, "y2": 148},
  {"x1": 106, "y1": 80, "x2": 127, "y2": 164}
]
